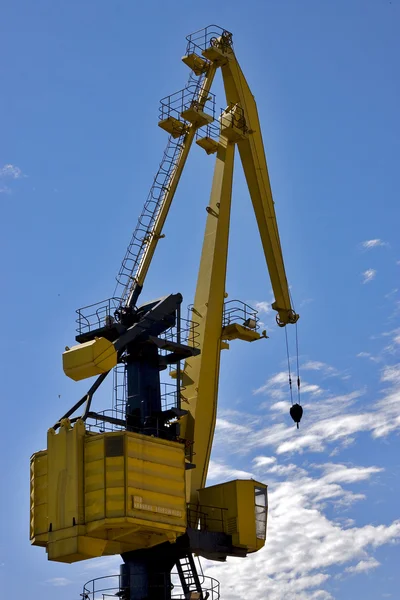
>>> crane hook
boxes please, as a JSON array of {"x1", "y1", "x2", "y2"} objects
[{"x1": 289, "y1": 403, "x2": 303, "y2": 429}]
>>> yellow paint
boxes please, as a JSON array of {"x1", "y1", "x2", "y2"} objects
[
  {"x1": 198, "y1": 480, "x2": 267, "y2": 553},
  {"x1": 158, "y1": 116, "x2": 188, "y2": 139},
  {"x1": 36, "y1": 30, "x2": 300, "y2": 563},
  {"x1": 180, "y1": 137, "x2": 235, "y2": 504},
  {"x1": 180, "y1": 39, "x2": 298, "y2": 506},
  {"x1": 221, "y1": 55, "x2": 299, "y2": 326},
  {"x1": 181, "y1": 107, "x2": 214, "y2": 127},
  {"x1": 221, "y1": 323, "x2": 262, "y2": 342},
  {"x1": 62, "y1": 337, "x2": 117, "y2": 381},
  {"x1": 182, "y1": 53, "x2": 208, "y2": 76},
  {"x1": 132, "y1": 63, "x2": 218, "y2": 298},
  {"x1": 30, "y1": 420, "x2": 187, "y2": 562}
]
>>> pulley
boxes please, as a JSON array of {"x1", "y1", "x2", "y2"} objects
[{"x1": 289, "y1": 403, "x2": 303, "y2": 429}]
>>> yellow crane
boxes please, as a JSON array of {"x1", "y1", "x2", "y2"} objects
[{"x1": 30, "y1": 25, "x2": 299, "y2": 600}]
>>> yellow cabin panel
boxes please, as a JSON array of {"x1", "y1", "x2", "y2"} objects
[
  {"x1": 30, "y1": 450, "x2": 48, "y2": 546},
  {"x1": 30, "y1": 420, "x2": 187, "y2": 562},
  {"x1": 62, "y1": 337, "x2": 117, "y2": 381},
  {"x1": 47, "y1": 419, "x2": 85, "y2": 532},
  {"x1": 198, "y1": 479, "x2": 267, "y2": 553}
]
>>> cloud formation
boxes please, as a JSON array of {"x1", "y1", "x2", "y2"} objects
[
  {"x1": 203, "y1": 459, "x2": 399, "y2": 600},
  {"x1": 217, "y1": 359, "x2": 400, "y2": 456},
  {"x1": 45, "y1": 578, "x2": 73, "y2": 587},
  {"x1": 362, "y1": 269, "x2": 376, "y2": 284},
  {"x1": 0, "y1": 164, "x2": 24, "y2": 179},
  {"x1": 361, "y1": 239, "x2": 388, "y2": 249}
]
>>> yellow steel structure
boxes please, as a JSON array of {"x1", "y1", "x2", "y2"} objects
[
  {"x1": 63, "y1": 337, "x2": 117, "y2": 381},
  {"x1": 177, "y1": 35, "x2": 298, "y2": 504},
  {"x1": 198, "y1": 480, "x2": 268, "y2": 553},
  {"x1": 30, "y1": 27, "x2": 298, "y2": 574},
  {"x1": 31, "y1": 420, "x2": 186, "y2": 562},
  {"x1": 125, "y1": 63, "x2": 218, "y2": 306}
]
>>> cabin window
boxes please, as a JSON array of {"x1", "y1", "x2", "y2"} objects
[{"x1": 254, "y1": 487, "x2": 267, "y2": 540}]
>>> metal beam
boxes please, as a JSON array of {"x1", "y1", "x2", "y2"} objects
[
  {"x1": 221, "y1": 56, "x2": 298, "y2": 326},
  {"x1": 127, "y1": 63, "x2": 219, "y2": 306},
  {"x1": 180, "y1": 136, "x2": 235, "y2": 503}
]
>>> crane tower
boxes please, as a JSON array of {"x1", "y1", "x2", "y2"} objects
[{"x1": 30, "y1": 25, "x2": 299, "y2": 600}]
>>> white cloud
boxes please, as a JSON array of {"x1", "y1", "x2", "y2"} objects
[
  {"x1": 203, "y1": 459, "x2": 399, "y2": 600},
  {"x1": 345, "y1": 557, "x2": 380, "y2": 574},
  {"x1": 217, "y1": 362, "x2": 400, "y2": 456},
  {"x1": 207, "y1": 460, "x2": 253, "y2": 481},
  {"x1": 301, "y1": 361, "x2": 337, "y2": 376},
  {"x1": 254, "y1": 371, "x2": 322, "y2": 399},
  {"x1": 253, "y1": 455, "x2": 277, "y2": 467},
  {"x1": 0, "y1": 185, "x2": 11, "y2": 195},
  {"x1": 253, "y1": 371, "x2": 286, "y2": 395},
  {"x1": 301, "y1": 383, "x2": 322, "y2": 395},
  {"x1": 45, "y1": 578, "x2": 73, "y2": 587},
  {"x1": 0, "y1": 164, "x2": 24, "y2": 179},
  {"x1": 316, "y1": 463, "x2": 383, "y2": 485},
  {"x1": 362, "y1": 269, "x2": 377, "y2": 284},
  {"x1": 270, "y1": 400, "x2": 291, "y2": 413},
  {"x1": 356, "y1": 351, "x2": 381, "y2": 363},
  {"x1": 361, "y1": 239, "x2": 388, "y2": 249},
  {"x1": 255, "y1": 301, "x2": 271, "y2": 314}
]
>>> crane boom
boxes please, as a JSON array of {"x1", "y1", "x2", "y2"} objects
[
  {"x1": 180, "y1": 135, "x2": 235, "y2": 503},
  {"x1": 181, "y1": 42, "x2": 298, "y2": 503},
  {"x1": 222, "y1": 59, "x2": 297, "y2": 326}
]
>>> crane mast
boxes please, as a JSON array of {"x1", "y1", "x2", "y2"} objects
[{"x1": 30, "y1": 26, "x2": 299, "y2": 600}]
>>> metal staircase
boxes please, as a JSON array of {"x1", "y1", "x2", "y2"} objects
[{"x1": 176, "y1": 554, "x2": 207, "y2": 600}]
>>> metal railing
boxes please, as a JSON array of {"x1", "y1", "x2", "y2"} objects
[
  {"x1": 196, "y1": 120, "x2": 221, "y2": 143},
  {"x1": 85, "y1": 382, "x2": 184, "y2": 434},
  {"x1": 223, "y1": 299, "x2": 260, "y2": 331},
  {"x1": 159, "y1": 84, "x2": 216, "y2": 124},
  {"x1": 185, "y1": 24, "x2": 233, "y2": 55},
  {"x1": 76, "y1": 298, "x2": 199, "y2": 348},
  {"x1": 187, "y1": 503, "x2": 228, "y2": 533},
  {"x1": 81, "y1": 571, "x2": 220, "y2": 600},
  {"x1": 160, "y1": 315, "x2": 200, "y2": 349},
  {"x1": 76, "y1": 297, "x2": 121, "y2": 335},
  {"x1": 220, "y1": 103, "x2": 248, "y2": 135}
]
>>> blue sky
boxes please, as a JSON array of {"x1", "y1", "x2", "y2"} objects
[{"x1": 1, "y1": 1, "x2": 399, "y2": 599}]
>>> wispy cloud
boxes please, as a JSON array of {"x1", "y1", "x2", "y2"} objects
[
  {"x1": 0, "y1": 164, "x2": 25, "y2": 179},
  {"x1": 345, "y1": 557, "x2": 380, "y2": 574},
  {"x1": 301, "y1": 360, "x2": 338, "y2": 377},
  {"x1": 253, "y1": 455, "x2": 276, "y2": 467},
  {"x1": 45, "y1": 578, "x2": 73, "y2": 587},
  {"x1": 356, "y1": 351, "x2": 381, "y2": 363},
  {"x1": 361, "y1": 239, "x2": 388, "y2": 250},
  {"x1": 253, "y1": 370, "x2": 322, "y2": 400},
  {"x1": 0, "y1": 185, "x2": 11, "y2": 195},
  {"x1": 254, "y1": 301, "x2": 271, "y2": 314},
  {"x1": 362, "y1": 269, "x2": 376, "y2": 284},
  {"x1": 217, "y1": 363, "x2": 400, "y2": 456},
  {"x1": 208, "y1": 460, "x2": 253, "y2": 481}
]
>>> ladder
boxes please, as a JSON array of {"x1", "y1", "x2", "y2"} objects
[
  {"x1": 113, "y1": 70, "x2": 207, "y2": 307},
  {"x1": 176, "y1": 554, "x2": 208, "y2": 600}
]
